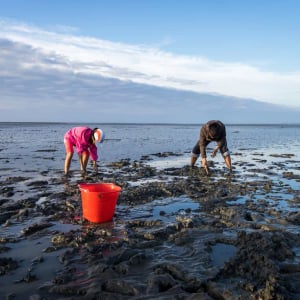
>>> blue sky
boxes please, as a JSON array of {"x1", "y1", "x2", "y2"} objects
[{"x1": 1, "y1": 0, "x2": 300, "y2": 123}]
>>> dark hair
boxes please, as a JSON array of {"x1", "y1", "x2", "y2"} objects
[
  {"x1": 89, "y1": 127, "x2": 99, "y2": 143},
  {"x1": 208, "y1": 123, "x2": 219, "y2": 137}
]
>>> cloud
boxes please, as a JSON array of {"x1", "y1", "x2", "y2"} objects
[{"x1": 1, "y1": 18, "x2": 300, "y2": 109}]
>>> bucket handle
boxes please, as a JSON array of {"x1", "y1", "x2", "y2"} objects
[{"x1": 79, "y1": 187, "x2": 121, "y2": 196}]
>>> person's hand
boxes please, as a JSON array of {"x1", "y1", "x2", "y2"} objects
[
  {"x1": 211, "y1": 148, "x2": 218, "y2": 158},
  {"x1": 202, "y1": 158, "x2": 210, "y2": 175}
]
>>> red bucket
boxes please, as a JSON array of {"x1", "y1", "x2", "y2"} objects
[{"x1": 78, "y1": 183, "x2": 121, "y2": 223}]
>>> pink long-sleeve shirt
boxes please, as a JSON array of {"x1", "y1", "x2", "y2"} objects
[{"x1": 64, "y1": 127, "x2": 98, "y2": 161}]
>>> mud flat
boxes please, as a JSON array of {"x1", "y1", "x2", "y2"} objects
[{"x1": 0, "y1": 150, "x2": 300, "y2": 300}]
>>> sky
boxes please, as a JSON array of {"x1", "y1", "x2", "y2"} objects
[{"x1": 1, "y1": 0, "x2": 300, "y2": 123}]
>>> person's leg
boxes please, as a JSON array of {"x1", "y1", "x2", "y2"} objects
[
  {"x1": 191, "y1": 141, "x2": 200, "y2": 167},
  {"x1": 190, "y1": 155, "x2": 198, "y2": 167},
  {"x1": 224, "y1": 154, "x2": 232, "y2": 171},
  {"x1": 64, "y1": 152, "x2": 73, "y2": 175},
  {"x1": 64, "y1": 139, "x2": 74, "y2": 175},
  {"x1": 219, "y1": 140, "x2": 232, "y2": 171},
  {"x1": 80, "y1": 150, "x2": 90, "y2": 175}
]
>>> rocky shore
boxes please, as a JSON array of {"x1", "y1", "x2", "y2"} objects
[{"x1": 0, "y1": 150, "x2": 300, "y2": 300}]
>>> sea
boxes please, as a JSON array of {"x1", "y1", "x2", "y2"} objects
[{"x1": 1, "y1": 122, "x2": 300, "y2": 171}]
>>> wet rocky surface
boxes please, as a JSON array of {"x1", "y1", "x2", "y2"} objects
[{"x1": 0, "y1": 151, "x2": 300, "y2": 300}]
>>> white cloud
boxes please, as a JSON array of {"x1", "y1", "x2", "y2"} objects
[{"x1": 0, "y1": 18, "x2": 300, "y2": 108}]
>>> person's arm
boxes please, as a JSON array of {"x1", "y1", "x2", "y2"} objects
[
  {"x1": 211, "y1": 145, "x2": 220, "y2": 157},
  {"x1": 213, "y1": 137, "x2": 226, "y2": 157},
  {"x1": 212, "y1": 123, "x2": 226, "y2": 157},
  {"x1": 89, "y1": 144, "x2": 98, "y2": 172},
  {"x1": 199, "y1": 126, "x2": 207, "y2": 159},
  {"x1": 199, "y1": 126, "x2": 209, "y2": 168}
]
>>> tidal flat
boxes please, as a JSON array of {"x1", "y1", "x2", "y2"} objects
[{"x1": 1, "y1": 148, "x2": 300, "y2": 299}]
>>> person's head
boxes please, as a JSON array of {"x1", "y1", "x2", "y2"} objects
[
  {"x1": 208, "y1": 123, "x2": 219, "y2": 138},
  {"x1": 92, "y1": 128, "x2": 105, "y2": 144}
]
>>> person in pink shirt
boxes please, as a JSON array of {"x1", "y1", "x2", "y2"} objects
[{"x1": 64, "y1": 126, "x2": 105, "y2": 176}]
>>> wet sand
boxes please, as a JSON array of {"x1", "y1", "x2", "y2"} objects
[{"x1": 0, "y1": 149, "x2": 300, "y2": 300}]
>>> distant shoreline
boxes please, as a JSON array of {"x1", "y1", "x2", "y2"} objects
[{"x1": 0, "y1": 121, "x2": 299, "y2": 126}]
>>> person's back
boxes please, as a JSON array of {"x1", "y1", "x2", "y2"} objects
[
  {"x1": 64, "y1": 127, "x2": 92, "y2": 149},
  {"x1": 200, "y1": 120, "x2": 226, "y2": 142}
]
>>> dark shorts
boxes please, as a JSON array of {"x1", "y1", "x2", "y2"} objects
[{"x1": 191, "y1": 140, "x2": 230, "y2": 157}]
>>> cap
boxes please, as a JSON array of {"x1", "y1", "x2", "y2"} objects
[{"x1": 93, "y1": 129, "x2": 105, "y2": 143}]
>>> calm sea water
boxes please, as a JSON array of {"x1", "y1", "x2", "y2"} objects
[{"x1": 0, "y1": 122, "x2": 300, "y2": 175}]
